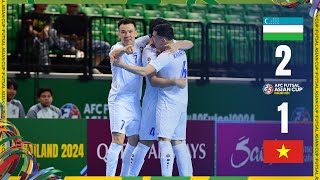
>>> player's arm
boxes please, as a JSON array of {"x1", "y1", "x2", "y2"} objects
[
  {"x1": 148, "y1": 72, "x2": 187, "y2": 88},
  {"x1": 110, "y1": 45, "x2": 134, "y2": 59},
  {"x1": 115, "y1": 58, "x2": 156, "y2": 76},
  {"x1": 166, "y1": 40, "x2": 194, "y2": 53},
  {"x1": 175, "y1": 40, "x2": 194, "y2": 50}
]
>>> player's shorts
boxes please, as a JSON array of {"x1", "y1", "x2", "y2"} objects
[
  {"x1": 108, "y1": 100, "x2": 141, "y2": 136},
  {"x1": 139, "y1": 103, "x2": 157, "y2": 140},
  {"x1": 156, "y1": 103, "x2": 187, "y2": 140}
]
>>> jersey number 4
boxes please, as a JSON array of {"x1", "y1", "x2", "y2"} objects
[{"x1": 181, "y1": 60, "x2": 187, "y2": 78}]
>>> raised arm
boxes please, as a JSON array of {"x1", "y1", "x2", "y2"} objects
[
  {"x1": 165, "y1": 40, "x2": 194, "y2": 53},
  {"x1": 114, "y1": 59, "x2": 156, "y2": 76},
  {"x1": 110, "y1": 45, "x2": 134, "y2": 59},
  {"x1": 148, "y1": 72, "x2": 187, "y2": 88}
]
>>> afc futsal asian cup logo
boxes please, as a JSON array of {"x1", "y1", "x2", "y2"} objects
[
  {"x1": 263, "y1": 84, "x2": 274, "y2": 95},
  {"x1": 262, "y1": 83, "x2": 304, "y2": 95},
  {"x1": 60, "y1": 103, "x2": 81, "y2": 119}
]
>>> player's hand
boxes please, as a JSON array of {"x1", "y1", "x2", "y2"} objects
[
  {"x1": 175, "y1": 78, "x2": 187, "y2": 88},
  {"x1": 112, "y1": 57, "x2": 125, "y2": 68},
  {"x1": 124, "y1": 45, "x2": 134, "y2": 54},
  {"x1": 165, "y1": 42, "x2": 179, "y2": 53}
]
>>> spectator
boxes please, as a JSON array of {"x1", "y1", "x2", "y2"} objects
[
  {"x1": 26, "y1": 88, "x2": 61, "y2": 118},
  {"x1": 24, "y1": 4, "x2": 83, "y2": 68},
  {"x1": 7, "y1": 79, "x2": 25, "y2": 118},
  {"x1": 55, "y1": 4, "x2": 111, "y2": 74}
]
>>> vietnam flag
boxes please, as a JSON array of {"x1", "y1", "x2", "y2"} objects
[{"x1": 263, "y1": 140, "x2": 304, "y2": 163}]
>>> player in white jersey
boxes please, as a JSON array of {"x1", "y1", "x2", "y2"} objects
[
  {"x1": 26, "y1": 88, "x2": 61, "y2": 118},
  {"x1": 113, "y1": 23, "x2": 192, "y2": 176},
  {"x1": 7, "y1": 79, "x2": 25, "y2": 118},
  {"x1": 128, "y1": 18, "x2": 193, "y2": 176},
  {"x1": 106, "y1": 18, "x2": 152, "y2": 177}
]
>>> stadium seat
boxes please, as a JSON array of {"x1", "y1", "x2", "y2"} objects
[
  {"x1": 81, "y1": 7, "x2": 102, "y2": 16},
  {"x1": 164, "y1": 11, "x2": 186, "y2": 19},
  {"x1": 208, "y1": 4, "x2": 226, "y2": 14},
  {"x1": 105, "y1": 31, "x2": 119, "y2": 45},
  {"x1": 227, "y1": 29, "x2": 251, "y2": 64},
  {"x1": 171, "y1": 4, "x2": 189, "y2": 18},
  {"x1": 24, "y1": 4, "x2": 33, "y2": 12},
  {"x1": 206, "y1": 14, "x2": 225, "y2": 23},
  {"x1": 189, "y1": 4, "x2": 208, "y2": 14},
  {"x1": 149, "y1": 4, "x2": 170, "y2": 11},
  {"x1": 185, "y1": 28, "x2": 201, "y2": 38},
  {"x1": 60, "y1": 6, "x2": 66, "y2": 14},
  {"x1": 244, "y1": 16, "x2": 262, "y2": 26},
  {"x1": 187, "y1": 12, "x2": 206, "y2": 22},
  {"x1": 262, "y1": 5, "x2": 281, "y2": 16},
  {"x1": 107, "y1": 4, "x2": 124, "y2": 10},
  {"x1": 87, "y1": 4, "x2": 107, "y2": 9},
  {"x1": 244, "y1": 5, "x2": 263, "y2": 17},
  {"x1": 127, "y1": 4, "x2": 145, "y2": 11},
  {"x1": 45, "y1": 4, "x2": 61, "y2": 14},
  {"x1": 225, "y1": 15, "x2": 245, "y2": 24},
  {"x1": 226, "y1": 4, "x2": 245, "y2": 15},
  {"x1": 102, "y1": 8, "x2": 123, "y2": 17},
  {"x1": 124, "y1": 9, "x2": 144, "y2": 18},
  {"x1": 102, "y1": 24, "x2": 117, "y2": 42},
  {"x1": 8, "y1": 5, "x2": 19, "y2": 18},
  {"x1": 144, "y1": 10, "x2": 163, "y2": 21},
  {"x1": 208, "y1": 35, "x2": 228, "y2": 64}
]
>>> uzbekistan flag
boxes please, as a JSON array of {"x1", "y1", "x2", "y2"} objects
[{"x1": 263, "y1": 17, "x2": 304, "y2": 41}]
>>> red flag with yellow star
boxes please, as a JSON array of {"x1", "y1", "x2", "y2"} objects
[{"x1": 263, "y1": 140, "x2": 304, "y2": 163}]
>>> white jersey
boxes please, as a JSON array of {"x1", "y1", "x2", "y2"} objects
[
  {"x1": 142, "y1": 44, "x2": 158, "y2": 107},
  {"x1": 26, "y1": 103, "x2": 62, "y2": 119},
  {"x1": 7, "y1": 99, "x2": 25, "y2": 118},
  {"x1": 108, "y1": 36, "x2": 150, "y2": 103},
  {"x1": 149, "y1": 50, "x2": 188, "y2": 109}
]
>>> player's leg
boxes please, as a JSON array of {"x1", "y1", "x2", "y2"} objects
[
  {"x1": 128, "y1": 140, "x2": 154, "y2": 176},
  {"x1": 129, "y1": 104, "x2": 158, "y2": 176},
  {"x1": 158, "y1": 137, "x2": 174, "y2": 176},
  {"x1": 106, "y1": 101, "x2": 129, "y2": 176},
  {"x1": 171, "y1": 112, "x2": 193, "y2": 176},
  {"x1": 157, "y1": 105, "x2": 180, "y2": 176},
  {"x1": 172, "y1": 140, "x2": 193, "y2": 176},
  {"x1": 120, "y1": 134, "x2": 138, "y2": 176},
  {"x1": 120, "y1": 101, "x2": 141, "y2": 176},
  {"x1": 106, "y1": 132, "x2": 125, "y2": 176}
]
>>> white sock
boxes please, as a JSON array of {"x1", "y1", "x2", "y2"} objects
[
  {"x1": 106, "y1": 143, "x2": 123, "y2": 176},
  {"x1": 120, "y1": 143, "x2": 136, "y2": 176},
  {"x1": 128, "y1": 142, "x2": 150, "y2": 176},
  {"x1": 173, "y1": 141, "x2": 193, "y2": 176},
  {"x1": 159, "y1": 141, "x2": 174, "y2": 176}
]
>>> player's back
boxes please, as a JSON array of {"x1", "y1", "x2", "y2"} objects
[
  {"x1": 142, "y1": 44, "x2": 159, "y2": 107},
  {"x1": 153, "y1": 50, "x2": 188, "y2": 108}
]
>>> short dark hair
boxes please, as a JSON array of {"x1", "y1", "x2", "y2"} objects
[
  {"x1": 153, "y1": 23, "x2": 174, "y2": 40},
  {"x1": 7, "y1": 79, "x2": 18, "y2": 90},
  {"x1": 118, "y1": 18, "x2": 136, "y2": 28},
  {"x1": 37, "y1": 88, "x2": 53, "y2": 98},
  {"x1": 149, "y1": 18, "x2": 170, "y2": 35}
]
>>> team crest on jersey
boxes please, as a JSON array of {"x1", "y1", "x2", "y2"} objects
[{"x1": 60, "y1": 103, "x2": 81, "y2": 119}]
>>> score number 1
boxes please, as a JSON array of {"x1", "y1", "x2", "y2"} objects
[{"x1": 275, "y1": 45, "x2": 291, "y2": 133}]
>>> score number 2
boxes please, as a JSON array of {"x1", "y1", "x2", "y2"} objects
[{"x1": 275, "y1": 45, "x2": 291, "y2": 133}]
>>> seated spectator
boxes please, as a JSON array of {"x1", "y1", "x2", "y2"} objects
[
  {"x1": 7, "y1": 79, "x2": 25, "y2": 118},
  {"x1": 24, "y1": 4, "x2": 83, "y2": 68},
  {"x1": 55, "y1": 4, "x2": 111, "y2": 74},
  {"x1": 26, "y1": 88, "x2": 61, "y2": 118}
]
